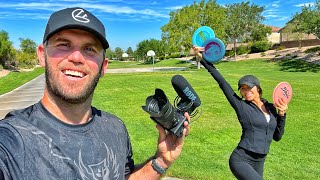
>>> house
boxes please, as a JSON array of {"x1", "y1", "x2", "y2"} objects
[
  {"x1": 226, "y1": 25, "x2": 281, "y2": 50},
  {"x1": 277, "y1": 14, "x2": 320, "y2": 48},
  {"x1": 267, "y1": 26, "x2": 281, "y2": 44}
]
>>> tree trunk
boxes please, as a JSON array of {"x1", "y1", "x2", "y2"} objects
[
  {"x1": 196, "y1": 56, "x2": 201, "y2": 69},
  {"x1": 233, "y1": 39, "x2": 237, "y2": 60},
  {"x1": 0, "y1": 59, "x2": 8, "y2": 69}
]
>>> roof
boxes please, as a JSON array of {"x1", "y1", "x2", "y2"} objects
[{"x1": 267, "y1": 25, "x2": 282, "y2": 33}]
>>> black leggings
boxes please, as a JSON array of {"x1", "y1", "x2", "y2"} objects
[{"x1": 229, "y1": 147, "x2": 267, "y2": 180}]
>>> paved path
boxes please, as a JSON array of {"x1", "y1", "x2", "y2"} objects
[{"x1": 0, "y1": 74, "x2": 45, "y2": 118}]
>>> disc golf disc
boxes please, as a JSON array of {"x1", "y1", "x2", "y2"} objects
[
  {"x1": 192, "y1": 26, "x2": 215, "y2": 47},
  {"x1": 202, "y1": 38, "x2": 226, "y2": 63},
  {"x1": 272, "y1": 82, "x2": 293, "y2": 104}
]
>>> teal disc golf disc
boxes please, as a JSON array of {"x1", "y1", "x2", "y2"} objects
[
  {"x1": 192, "y1": 26, "x2": 215, "y2": 47},
  {"x1": 202, "y1": 38, "x2": 226, "y2": 63}
]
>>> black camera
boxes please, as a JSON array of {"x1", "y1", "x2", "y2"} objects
[{"x1": 142, "y1": 75, "x2": 201, "y2": 138}]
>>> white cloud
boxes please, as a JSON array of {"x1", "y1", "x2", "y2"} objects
[
  {"x1": 264, "y1": 9, "x2": 278, "y2": 13},
  {"x1": 0, "y1": 2, "x2": 170, "y2": 20},
  {"x1": 165, "y1": 6, "x2": 184, "y2": 10},
  {"x1": 273, "y1": 16, "x2": 290, "y2": 21},
  {"x1": 265, "y1": 14, "x2": 280, "y2": 18},
  {"x1": 271, "y1": 3, "x2": 280, "y2": 8},
  {"x1": 294, "y1": 2, "x2": 315, "y2": 7}
]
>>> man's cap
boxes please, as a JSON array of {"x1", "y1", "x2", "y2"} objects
[
  {"x1": 238, "y1": 75, "x2": 260, "y2": 90},
  {"x1": 43, "y1": 7, "x2": 109, "y2": 49}
]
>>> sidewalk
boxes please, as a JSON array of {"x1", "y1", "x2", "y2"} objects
[{"x1": 0, "y1": 74, "x2": 45, "y2": 118}]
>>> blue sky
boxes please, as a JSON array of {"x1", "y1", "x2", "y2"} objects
[{"x1": 0, "y1": 0, "x2": 315, "y2": 51}]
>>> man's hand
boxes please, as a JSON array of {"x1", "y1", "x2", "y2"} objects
[{"x1": 154, "y1": 112, "x2": 190, "y2": 169}]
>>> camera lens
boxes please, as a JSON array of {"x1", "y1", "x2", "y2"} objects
[{"x1": 142, "y1": 89, "x2": 179, "y2": 129}]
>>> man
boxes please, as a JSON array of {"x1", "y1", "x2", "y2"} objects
[{"x1": 0, "y1": 7, "x2": 190, "y2": 179}]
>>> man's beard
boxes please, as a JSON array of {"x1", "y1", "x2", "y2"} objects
[{"x1": 44, "y1": 55, "x2": 102, "y2": 104}]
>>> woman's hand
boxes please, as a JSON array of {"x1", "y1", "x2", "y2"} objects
[
  {"x1": 192, "y1": 45, "x2": 204, "y2": 59},
  {"x1": 274, "y1": 98, "x2": 288, "y2": 116}
]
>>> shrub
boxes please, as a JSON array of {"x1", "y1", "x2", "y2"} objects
[
  {"x1": 236, "y1": 45, "x2": 250, "y2": 55},
  {"x1": 250, "y1": 41, "x2": 271, "y2": 53},
  {"x1": 271, "y1": 43, "x2": 285, "y2": 51},
  {"x1": 16, "y1": 52, "x2": 37, "y2": 68},
  {"x1": 304, "y1": 46, "x2": 320, "y2": 53},
  {"x1": 276, "y1": 45, "x2": 286, "y2": 51},
  {"x1": 225, "y1": 45, "x2": 250, "y2": 57},
  {"x1": 169, "y1": 53, "x2": 181, "y2": 59},
  {"x1": 225, "y1": 50, "x2": 234, "y2": 57}
]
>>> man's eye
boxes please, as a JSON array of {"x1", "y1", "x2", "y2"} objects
[
  {"x1": 57, "y1": 43, "x2": 70, "y2": 48},
  {"x1": 84, "y1": 47, "x2": 97, "y2": 53}
]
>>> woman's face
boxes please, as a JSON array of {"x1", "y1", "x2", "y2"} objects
[{"x1": 239, "y1": 84, "x2": 260, "y2": 101}]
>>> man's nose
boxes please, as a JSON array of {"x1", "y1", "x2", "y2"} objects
[{"x1": 67, "y1": 50, "x2": 85, "y2": 63}]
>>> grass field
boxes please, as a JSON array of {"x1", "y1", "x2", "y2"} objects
[
  {"x1": 0, "y1": 58, "x2": 319, "y2": 179},
  {"x1": 93, "y1": 58, "x2": 320, "y2": 179},
  {"x1": 107, "y1": 58, "x2": 193, "y2": 69}
]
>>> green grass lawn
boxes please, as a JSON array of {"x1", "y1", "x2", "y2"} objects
[
  {"x1": 93, "y1": 58, "x2": 320, "y2": 179},
  {"x1": 107, "y1": 58, "x2": 193, "y2": 69},
  {"x1": 0, "y1": 58, "x2": 319, "y2": 179}
]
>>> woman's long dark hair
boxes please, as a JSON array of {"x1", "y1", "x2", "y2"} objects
[{"x1": 257, "y1": 85, "x2": 263, "y2": 97}]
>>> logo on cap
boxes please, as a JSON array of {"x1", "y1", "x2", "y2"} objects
[{"x1": 72, "y1": 9, "x2": 90, "y2": 23}]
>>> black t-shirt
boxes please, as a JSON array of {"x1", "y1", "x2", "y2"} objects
[{"x1": 0, "y1": 102, "x2": 134, "y2": 179}]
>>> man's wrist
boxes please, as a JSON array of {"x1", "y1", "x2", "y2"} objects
[{"x1": 151, "y1": 158, "x2": 167, "y2": 174}]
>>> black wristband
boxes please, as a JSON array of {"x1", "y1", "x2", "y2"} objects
[{"x1": 151, "y1": 158, "x2": 166, "y2": 174}]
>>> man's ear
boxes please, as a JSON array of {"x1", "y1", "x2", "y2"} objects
[
  {"x1": 100, "y1": 58, "x2": 109, "y2": 77},
  {"x1": 37, "y1": 44, "x2": 46, "y2": 67}
]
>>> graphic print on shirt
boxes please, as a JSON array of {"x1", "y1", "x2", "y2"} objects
[
  {"x1": 15, "y1": 125, "x2": 71, "y2": 160},
  {"x1": 74, "y1": 143, "x2": 120, "y2": 180},
  {"x1": 15, "y1": 126, "x2": 121, "y2": 179}
]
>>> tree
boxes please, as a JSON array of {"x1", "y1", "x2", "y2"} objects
[
  {"x1": 280, "y1": 22, "x2": 296, "y2": 41},
  {"x1": 0, "y1": 30, "x2": 16, "y2": 69},
  {"x1": 135, "y1": 39, "x2": 164, "y2": 62},
  {"x1": 114, "y1": 47, "x2": 123, "y2": 60},
  {"x1": 161, "y1": 0, "x2": 226, "y2": 68},
  {"x1": 161, "y1": 0, "x2": 226, "y2": 51},
  {"x1": 250, "y1": 24, "x2": 272, "y2": 42},
  {"x1": 282, "y1": 19, "x2": 305, "y2": 48},
  {"x1": 105, "y1": 48, "x2": 115, "y2": 60},
  {"x1": 19, "y1": 38, "x2": 37, "y2": 54},
  {"x1": 292, "y1": 0, "x2": 320, "y2": 39},
  {"x1": 17, "y1": 38, "x2": 38, "y2": 67},
  {"x1": 126, "y1": 47, "x2": 134, "y2": 57},
  {"x1": 225, "y1": 2, "x2": 265, "y2": 58}
]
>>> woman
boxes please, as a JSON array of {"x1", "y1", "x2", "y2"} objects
[{"x1": 193, "y1": 46, "x2": 288, "y2": 180}]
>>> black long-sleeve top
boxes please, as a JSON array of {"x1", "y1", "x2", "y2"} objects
[{"x1": 200, "y1": 60, "x2": 286, "y2": 154}]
